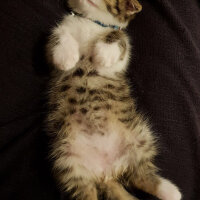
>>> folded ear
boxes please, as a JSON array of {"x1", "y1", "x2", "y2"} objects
[{"x1": 126, "y1": 0, "x2": 142, "y2": 15}]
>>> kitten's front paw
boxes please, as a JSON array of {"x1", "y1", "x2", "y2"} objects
[
  {"x1": 52, "y1": 37, "x2": 79, "y2": 71},
  {"x1": 157, "y1": 179, "x2": 182, "y2": 200},
  {"x1": 93, "y1": 41, "x2": 121, "y2": 68}
]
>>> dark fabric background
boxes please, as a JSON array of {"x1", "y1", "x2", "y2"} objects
[{"x1": 0, "y1": 0, "x2": 199, "y2": 200}]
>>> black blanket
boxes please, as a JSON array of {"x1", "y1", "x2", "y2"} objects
[{"x1": 0, "y1": 0, "x2": 200, "y2": 199}]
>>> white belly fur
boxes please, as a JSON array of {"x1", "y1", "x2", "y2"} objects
[{"x1": 68, "y1": 112, "x2": 134, "y2": 179}]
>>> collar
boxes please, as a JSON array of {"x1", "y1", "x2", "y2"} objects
[{"x1": 70, "y1": 11, "x2": 122, "y2": 30}]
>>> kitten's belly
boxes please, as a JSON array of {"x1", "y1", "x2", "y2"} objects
[{"x1": 69, "y1": 113, "x2": 133, "y2": 177}]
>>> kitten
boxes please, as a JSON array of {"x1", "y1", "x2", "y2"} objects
[{"x1": 46, "y1": 0, "x2": 182, "y2": 200}]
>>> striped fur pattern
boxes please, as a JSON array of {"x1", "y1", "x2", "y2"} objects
[
  {"x1": 104, "y1": 0, "x2": 142, "y2": 22},
  {"x1": 46, "y1": 0, "x2": 182, "y2": 199}
]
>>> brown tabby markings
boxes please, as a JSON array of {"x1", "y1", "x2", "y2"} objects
[
  {"x1": 104, "y1": 31, "x2": 124, "y2": 43},
  {"x1": 76, "y1": 87, "x2": 86, "y2": 93},
  {"x1": 48, "y1": 54, "x2": 158, "y2": 197},
  {"x1": 69, "y1": 109, "x2": 76, "y2": 114},
  {"x1": 93, "y1": 106, "x2": 101, "y2": 111},
  {"x1": 46, "y1": 0, "x2": 181, "y2": 199},
  {"x1": 60, "y1": 85, "x2": 70, "y2": 92},
  {"x1": 104, "y1": 0, "x2": 142, "y2": 22},
  {"x1": 80, "y1": 108, "x2": 88, "y2": 114},
  {"x1": 68, "y1": 98, "x2": 77, "y2": 104},
  {"x1": 73, "y1": 68, "x2": 85, "y2": 77},
  {"x1": 104, "y1": 31, "x2": 127, "y2": 60}
]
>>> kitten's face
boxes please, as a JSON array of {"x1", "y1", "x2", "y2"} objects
[{"x1": 68, "y1": 0, "x2": 142, "y2": 26}]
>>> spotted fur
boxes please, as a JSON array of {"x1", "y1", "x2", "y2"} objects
[{"x1": 46, "y1": 0, "x2": 182, "y2": 200}]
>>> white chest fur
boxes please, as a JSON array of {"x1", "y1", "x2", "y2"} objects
[
  {"x1": 55, "y1": 15, "x2": 106, "y2": 55},
  {"x1": 51, "y1": 15, "x2": 130, "y2": 77}
]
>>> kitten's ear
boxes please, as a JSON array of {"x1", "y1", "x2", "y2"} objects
[{"x1": 126, "y1": 0, "x2": 142, "y2": 15}]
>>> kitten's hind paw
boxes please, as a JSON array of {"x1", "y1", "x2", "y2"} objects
[{"x1": 156, "y1": 178, "x2": 182, "y2": 200}]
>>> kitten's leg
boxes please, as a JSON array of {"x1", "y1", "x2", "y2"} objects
[
  {"x1": 48, "y1": 30, "x2": 80, "y2": 71},
  {"x1": 51, "y1": 142, "x2": 98, "y2": 200},
  {"x1": 92, "y1": 31, "x2": 128, "y2": 74},
  {"x1": 128, "y1": 161, "x2": 182, "y2": 200},
  {"x1": 103, "y1": 180, "x2": 139, "y2": 200},
  {"x1": 54, "y1": 166, "x2": 98, "y2": 200},
  {"x1": 75, "y1": 183, "x2": 98, "y2": 200}
]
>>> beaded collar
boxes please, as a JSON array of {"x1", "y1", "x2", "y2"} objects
[{"x1": 70, "y1": 11, "x2": 122, "y2": 30}]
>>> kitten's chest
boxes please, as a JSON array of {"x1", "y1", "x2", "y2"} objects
[{"x1": 68, "y1": 18, "x2": 108, "y2": 53}]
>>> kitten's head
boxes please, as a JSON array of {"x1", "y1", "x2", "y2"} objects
[{"x1": 68, "y1": 0, "x2": 142, "y2": 28}]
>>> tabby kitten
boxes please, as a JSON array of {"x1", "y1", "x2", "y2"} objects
[{"x1": 46, "y1": 0, "x2": 182, "y2": 200}]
